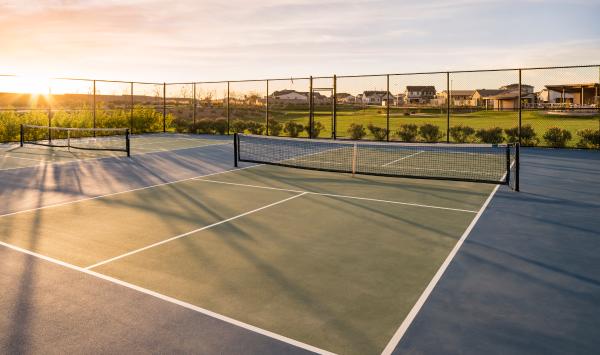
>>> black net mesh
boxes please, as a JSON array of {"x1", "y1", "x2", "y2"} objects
[
  {"x1": 21, "y1": 124, "x2": 129, "y2": 153},
  {"x1": 237, "y1": 134, "x2": 515, "y2": 185}
]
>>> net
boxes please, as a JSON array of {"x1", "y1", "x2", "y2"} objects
[
  {"x1": 235, "y1": 134, "x2": 518, "y2": 187},
  {"x1": 20, "y1": 124, "x2": 130, "y2": 156}
]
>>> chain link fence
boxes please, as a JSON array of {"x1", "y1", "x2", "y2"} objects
[{"x1": 1, "y1": 65, "x2": 598, "y2": 148}]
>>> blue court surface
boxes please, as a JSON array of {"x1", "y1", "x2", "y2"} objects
[{"x1": 0, "y1": 135, "x2": 598, "y2": 355}]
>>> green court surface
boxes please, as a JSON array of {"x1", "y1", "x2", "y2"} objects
[
  {"x1": 0, "y1": 134, "x2": 227, "y2": 170},
  {"x1": 0, "y1": 164, "x2": 495, "y2": 354}
]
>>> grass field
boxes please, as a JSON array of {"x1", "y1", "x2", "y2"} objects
[{"x1": 2, "y1": 104, "x2": 598, "y2": 147}]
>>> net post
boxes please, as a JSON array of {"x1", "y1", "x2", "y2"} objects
[
  {"x1": 126, "y1": 129, "x2": 131, "y2": 157},
  {"x1": 386, "y1": 74, "x2": 390, "y2": 142},
  {"x1": 67, "y1": 129, "x2": 71, "y2": 152},
  {"x1": 265, "y1": 80, "x2": 269, "y2": 136},
  {"x1": 93, "y1": 80, "x2": 97, "y2": 137},
  {"x1": 505, "y1": 144, "x2": 511, "y2": 186},
  {"x1": 20, "y1": 124, "x2": 24, "y2": 147},
  {"x1": 351, "y1": 143, "x2": 357, "y2": 177},
  {"x1": 233, "y1": 133, "x2": 238, "y2": 167},
  {"x1": 333, "y1": 74, "x2": 337, "y2": 140},
  {"x1": 309, "y1": 76, "x2": 313, "y2": 139},
  {"x1": 163, "y1": 82, "x2": 166, "y2": 133},
  {"x1": 515, "y1": 143, "x2": 520, "y2": 191},
  {"x1": 193, "y1": 82, "x2": 197, "y2": 130},
  {"x1": 48, "y1": 86, "x2": 52, "y2": 144}
]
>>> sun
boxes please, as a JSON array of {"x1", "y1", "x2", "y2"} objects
[{"x1": 16, "y1": 75, "x2": 52, "y2": 96}]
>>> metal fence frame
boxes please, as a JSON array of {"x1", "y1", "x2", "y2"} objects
[{"x1": 1, "y1": 64, "x2": 599, "y2": 146}]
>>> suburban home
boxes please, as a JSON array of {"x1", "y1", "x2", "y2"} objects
[
  {"x1": 336, "y1": 92, "x2": 355, "y2": 104},
  {"x1": 404, "y1": 86, "x2": 436, "y2": 104},
  {"x1": 435, "y1": 90, "x2": 476, "y2": 106},
  {"x1": 360, "y1": 90, "x2": 393, "y2": 105},
  {"x1": 382, "y1": 93, "x2": 405, "y2": 107},
  {"x1": 538, "y1": 83, "x2": 599, "y2": 106},
  {"x1": 472, "y1": 89, "x2": 505, "y2": 108},
  {"x1": 271, "y1": 90, "x2": 307, "y2": 102},
  {"x1": 483, "y1": 90, "x2": 537, "y2": 110}
]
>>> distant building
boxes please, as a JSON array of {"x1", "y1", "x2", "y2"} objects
[
  {"x1": 435, "y1": 90, "x2": 476, "y2": 106},
  {"x1": 538, "y1": 83, "x2": 599, "y2": 105},
  {"x1": 336, "y1": 93, "x2": 355, "y2": 104},
  {"x1": 405, "y1": 86, "x2": 436, "y2": 104},
  {"x1": 361, "y1": 90, "x2": 392, "y2": 105},
  {"x1": 271, "y1": 90, "x2": 307, "y2": 102}
]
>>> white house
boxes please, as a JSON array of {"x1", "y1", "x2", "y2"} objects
[
  {"x1": 271, "y1": 90, "x2": 308, "y2": 102},
  {"x1": 361, "y1": 91, "x2": 392, "y2": 105},
  {"x1": 405, "y1": 86, "x2": 436, "y2": 104},
  {"x1": 336, "y1": 93, "x2": 356, "y2": 103}
]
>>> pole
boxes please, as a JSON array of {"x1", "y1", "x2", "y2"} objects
[
  {"x1": 48, "y1": 86, "x2": 52, "y2": 143},
  {"x1": 446, "y1": 72, "x2": 450, "y2": 143},
  {"x1": 93, "y1": 80, "x2": 96, "y2": 135},
  {"x1": 515, "y1": 143, "x2": 520, "y2": 192},
  {"x1": 233, "y1": 133, "x2": 238, "y2": 167},
  {"x1": 193, "y1": 83, "x2": 197, "y2": 129},
  {"x1": 518, "y1": 69, "x2": 522, "y2": 145},
  {"x1": 266, "y1": 80, "x2": 269, "y2": 135},
  {"x1": 333, "y1": 75, "x2": 337, "y2": 140},
  {"x1": 130, "y1": 82, "x2": 134, "y2": 134},
  {"x1": 126, "y1": 129, "x2": 131, "y2": 157},
  {"x1": 20, "y1": 124, "x2": 23, "y2": 147},
  {"x1": 163, "y1": 83, "x2": 166, "y2": 133},
  {"x1": 309, "y1": 76, "x2": 313, "y2": 138},
  {"x1": 227, "y1": 81, "x2": 230, "y2": 135},
  {"x1": 386, "y1": 74, "x2": 390, "y2": 142}
]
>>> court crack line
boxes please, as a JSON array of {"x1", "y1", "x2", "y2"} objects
[{"x1": 85, "y1": 192, "x2": 307, "y2": 270}]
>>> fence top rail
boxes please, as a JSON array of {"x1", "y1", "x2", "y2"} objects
[{"x1": 2, "y1": 64, "x2": 598, "y2": 87}]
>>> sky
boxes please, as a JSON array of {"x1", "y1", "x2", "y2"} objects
[{"x1": 1, "y1": 0, "x2": 599, "y2": 83}]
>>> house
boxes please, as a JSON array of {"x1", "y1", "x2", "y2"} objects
[
  {"x1": 538, "y1": 83, "x2": 599, "y2": 106},
  {"x1": 435, "y1": 90, "x2": 476, "y2": 106},
  {"x1": 271, "y1": 90, "x2": 308, "y2": 102},
  {"x1": 382, "y1": 93, "x2": 405, "y2": 107},
  {"x1": 405, "y1": 86, "x2": 436, "y2": 104},
  {"x1": 500, "y1": 84, "x2": 534, "y2": 94},
  {"x1": 361, "y1": 90, "x2": 392, "y2": 105},
  {"x1": 472, "y1": 89, "x2": 505, "y2": 108},
  {"x1": 336, "y1": 92, "x2": 355, "y2": 104},
  {"x1": 483, "y1": 90, "x2": 537, "y2": 110}
]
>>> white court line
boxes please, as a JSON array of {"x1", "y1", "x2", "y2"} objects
[
  {"x1": 194, "y1": 179, "x2": 479, "y2": 213},
  {"x1": 85, "y1": 192, "x2": 307, "y2": 269},
  {"x1": 0, "y1": 240, "x2": 333, "y2": 355},
  {"x1": 381, "y1": 151, "x2": 424, "y2": 167},
  {"x1": 380, "y1": 184, "x2": 500, "y2": 355},
  {"x1": 0, "y1": 164, "x2": 261, "y2": 219}
]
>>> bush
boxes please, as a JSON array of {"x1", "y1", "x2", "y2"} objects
[
  {"x1": 212, "y1": 118, "x2": 228, "y2": 134},
  {"x1": 449, "y1": 125, "x2": 475, "y2": 143},
  {"x1": 367, "y1": 123, "x2": 389, "y2": 141},
  {"x1": 543, "y1": 127, "x2": 572, "y2": 148},
  {"x1": 267, "y1": 119, "x2": 282, "y2": 136},
  {"x1": 419, "y1": 123, "x2": 443, "y2": 142},
  {"x1": 230, "y1": 119, "x2": 248, "y2": 133},
  {"x1": 305, "y1": 121, "x2": 325, "y2": 138},
  {"x1": 475, "y1": 127, "x2": 504, "y2": 144},
  {"x1": 394, "y1": 124, "x2": 418, "y2": 142},
  {"x1": 284, "y1": 121, "x2": 304, "y2": 137},
  {"x1": 246, "y1": 121, "x2": 265, "y2": 135},
  {"x1": 347, "y1": 123, "x2": 366, "y2": 140},
  {"x1": 504, "y1": 125, "x2": 538, "y2": 146},
  {"x1": 576, "y1": 128, "x2": 599, "y2": 148}
]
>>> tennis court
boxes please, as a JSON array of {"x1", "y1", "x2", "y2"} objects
[
  {"x1": 0, "y1": 136, "x2": 500, "y2": 354},
  {"x1": 0, "y1": 133, "x2": 228, "y2": 171}
]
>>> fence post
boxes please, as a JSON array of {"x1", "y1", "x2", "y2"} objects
[
  {"x1": 518, "y1": 69, "x2": 522, "y2": 145},
  {"x1": 386, "y1": 74, "x2": 390, "y2": 141},
  {"x1": 309, "y1": 76, "x2": 313, "y2": 138},
  {"x1": 193, "y1": 83, "x2": 197, "y2": 129},
  {"x1": 130, "y1": 82, "x2": 134, "y2": 134},
  {"x1": 163, "y1": 82, "x2": 166, "y2": 133},
  {"x1": 92, "y1": 80, "x2": 96, "y2": 137},
  {"x1": 48, "y1": 86, "x2": 52, "y2": 143},
  {"x1": 446, "y1": 72, "x2": 450, "y2": 143},
  {"x1": 266, "y1": 80, "x2": 269, "y2": 135},
  {"x1": 227, "y1": 81, "x2": 230, "y2": 135},
  {"x1": 333, "y1": 75, "x2": 337, "y2": 140}
]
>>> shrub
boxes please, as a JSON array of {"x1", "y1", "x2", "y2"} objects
[
  {"x1": 475, "y1": 127, "x2": 504, "y2": 144},
  {"x1": 576, "y1": 128, "x2": 599, "y2": 148},
  {"x1": 419, "y1": 123, "x2": 443, "y2": 142},
  {"x1": 395, "y1": 124, "x2": 418, "y2": 142},
  {"x1": 347, "y1": 123, "x2": 366, "y2": 140},
  {"x1": 284, "y1": 121, "x2": 304, "y2": 137},
  {"x1": 449, "y1": 125, "x2": 475, "y2": 143},
  {"x1": 212, "y1": 118, "x2": 228, "y2": 134},
  {"x1": 543, "y1": 127, "x2": 572, "y2": 148},
  {"x1": 367, "y1": 123, "x2": 389, "y2": 141},
  {"x1": 230, "y1": 119, "x2": 248, "y2": 133},
  {"x1": 246, "y1": 121, "x2": 265, "y2": 135},
  {"x1": 267, "y1": 119, "x2": 282, "y2": 136},
  {"x1": 305, "y1": 121, "x2": 325, "y2": 138},
  {"x1": 504, "y1": 125, "x2": 538, "y2": 146}
]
